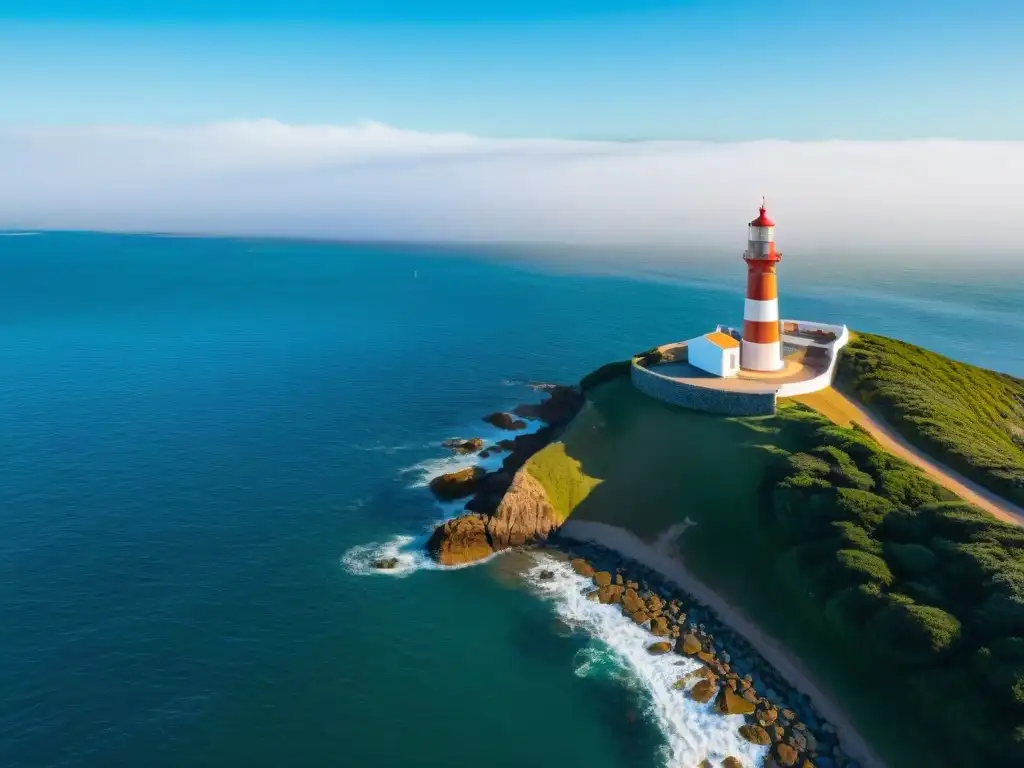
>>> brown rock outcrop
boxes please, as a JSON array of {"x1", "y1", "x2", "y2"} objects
[
  {"x1": 689, "y1": 679, "x2": 716, "y2": 703},
  {"x1": 441, "y1": 437, "x2": 485, "y2": 454},
  {"x1": 426, "y1": 514, "x2": 493, "y2": 566},
  {"x1": 597, "y1": 585, "x2": 624, "y2": 604},
  {"x1": 775, "y1": 744, "x2": 799, "y2": 767},
  {"x1": 680, "y1": 634, "x2": 702, "y2": 655},
  {"x1": 571, "y1": 558, "x2": 596, "y2": 577},
  {"x1": 593, "y1": 571, "x2": 613, "y2": 587},
  {"x1": 739, "y1": 724, "x2": 771, "y2": 745},
  {"x1": 713, "y1": 686, "x2": 756, "y2": 716},
  {"x1": 647, "y1": 641, "x2": 673, "y2": 654},
  {"x1": 512, "y1": 385, "x2": 584, "y2": 426},
  {"x1": 486, "y1": 470, "x2": 559, "y2": 549},
  {"x1": 722, "y1": 758, "x2": 743, "y2": 768},
  {"x1": 429, "y1": 467, "x2": 485, "y2": 500}
]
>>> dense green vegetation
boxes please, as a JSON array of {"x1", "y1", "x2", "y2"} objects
[
  {"x1": 768, "y1": 419, "x2": 1024, "y2": 765},
  {"x1": 537, "y1": 366, "x2": 1024, "y2": 766},
  {"x1": 837, "y1": 332, "x2": 1024, "y2": 506}
]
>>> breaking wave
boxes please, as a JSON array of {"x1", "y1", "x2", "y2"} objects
[{"x1": 524, "y1": 556, "x2": 769, "y2": 768}]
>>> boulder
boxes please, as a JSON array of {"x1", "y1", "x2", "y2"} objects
[
  {"x1": 538, "y1": 570, "x2": 555, "y2": 581},
  {"x1": 689, "y1": 679, "x2": 716, "y2": 703},
  {"x1": 647, "y1": 641, "x2": 673, "y2": 655},
  {"x1": 441, "y1": 437, "x2": 485, "y2": 454},
  {"x1": 757, "y1": 706, "x2": 779, "y2": 726},
  {"x1": 593, "y1": 571, "x2": 613, "y2": 587},
  {"x1": 739, "y1": 724, "x2": 772, "y2": 746},
  {"x1": 586, "y1": 590, "x2": 601, "y2": 602},
  {"x1": 713, "y1": 686, "x2": 757, "y2": 716},
  {"x1": 680, "y1": 634, "x2": 702, "y2": 655},
  {"x1": 429, "y1": 467, "x2": 485, "y2": 500},
  {"x1": 483, "y1": 412, "x2": 527, "y2": 431},
  {"x1": 571, "y1": 558, "x2": 595, "y2": 577},
  {"x1": 775, "y1": 744, "x2": 799, "y2": 767},
  {"x1": 650, "y1": 616, "x2": 670, "y2": 636},
  {"x1": 696, "y1": 650, "x2": 715, "y2": 664},
  {"x1": 372, "y1": 557, "x2": 399, "y2": 569},
  {"x1": 426, "y1": 514, "x2": 494, "y2": 565},
  {"x1": 597, "y1": 584, "x2": 624, "y2": 604},
  {"x1": 723, "y1": 759, "x2": 743, "y2": 768},
  {"x1": 630, "y1": 609, "x2": 650, "y2": 625}
]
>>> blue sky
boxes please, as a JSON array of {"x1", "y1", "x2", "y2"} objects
[{"x1": 1, "y1": 0, "x2": 1020, "y2": 139}]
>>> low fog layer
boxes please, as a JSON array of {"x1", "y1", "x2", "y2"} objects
[{"x1": 1, "y1": 121, "x2": 1021, "y2": 260}]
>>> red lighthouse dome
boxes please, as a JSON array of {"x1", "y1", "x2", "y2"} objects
[{"x1": 749, "y1": 206, "x2": 775, "y2": 228}]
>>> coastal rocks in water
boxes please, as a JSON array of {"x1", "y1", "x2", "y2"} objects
[
  {"x1": 680, "y1": 634, "x2": 702, "y2": 655},
  {"x1": 649, "y1": 616, "x2": 670, "y2": 636},
  {"x1": 593, "y1": 571, "x2": 613, "y2": 587},
  {"x1": 596, "y1": 585, "x2": 624, "y2": 604},
  {"x1": 713, "y1": 686, "x2": 756, "y2": 716},
  {"x1": 372, "y1": 557, "x2": 399, "y2": 569},
  {"x1": 571, "y1": 558, "x2": 595, "y2": 577},
  {"x1": 722, "y1": 759, "x2": 743, "y2": 768},
  {"x1": 538, "y1": 570, "x2": 555, "y2": 581},
  {"x1": 621, "y1": 587, "x2": 644, "y2": 615},
  {"x1": 739, "y1": 724, "x2": 772, "y2": 746},
  {"x1": 426, "y1": 514, "x2": 493, "y2": 566},
  {"x1": 512, "y1": 385, "x2": 584, "y2": 426},
  {"x1": 429, "y1": 467, "x2": 485, "y2": 500},
  {"x1": 774, "y1": 743, "x2": 799, "y2": 767},
  {"x1": 483, "y1": 412, "x2": 527, "y2": 431},
  {"x1": 630, "y1": 609, "x2": 650, "y2": 625},
  {"x1": 647, "y1": 641, "x2": 673, "y2": 655},
  {"x1": 441, "y1": 437, "x2": 484, "y2": 454},
  {"x1": 587, "y1": 589, "x2": 601, "y2": 602},
  {"x1": 689, "y1": 679, "x2": 717, "y2": 703}
]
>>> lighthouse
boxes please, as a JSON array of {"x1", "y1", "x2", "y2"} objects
[{"x1": 741, "y1": 199, "x2": 784, "y2": 372}]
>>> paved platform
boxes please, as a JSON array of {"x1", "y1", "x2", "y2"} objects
[{"x1": 653, "y1": 342, "x2": 827, "y2": 395}]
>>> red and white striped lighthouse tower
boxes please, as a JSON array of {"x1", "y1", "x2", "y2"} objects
[{"x1": 741, "y1": 199, "x2": 784, "y2": 372}]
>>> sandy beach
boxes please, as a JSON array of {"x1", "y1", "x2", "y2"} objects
[{"x1": 559, "y1": 519, "x2": 887, "y2": 768}]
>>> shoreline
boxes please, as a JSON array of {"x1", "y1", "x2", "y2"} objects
[{"x1": 558, "y1": 519, "x2": 887, "y2": 768}]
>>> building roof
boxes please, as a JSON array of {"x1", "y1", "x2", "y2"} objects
[
  {"x1": 749, "y1": 205, "x2": 775, "y2": 228},
  {"x1": 704, "y1": 331, "x2": 740, "y2": 350}
]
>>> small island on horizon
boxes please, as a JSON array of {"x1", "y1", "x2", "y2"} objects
[{"x1": 397, "y1": 206, "x2": 1024, "y2": 768}]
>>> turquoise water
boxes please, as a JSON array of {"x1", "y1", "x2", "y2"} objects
[{"x1": 0, "y1": 233, "x2": 1020, "y2": 767}]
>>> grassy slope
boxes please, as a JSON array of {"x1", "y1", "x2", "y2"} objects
[
  {"x1": 836, "y1": 332, "x2": 1024, "y2": 506},
  {"x1": 526, "y1": 375, "x2": 946, "y2": 765}
]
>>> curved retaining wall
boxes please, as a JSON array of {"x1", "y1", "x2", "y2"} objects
[
  {"x1": 776, "y1": 325, "x2": 850, "y2": 398},
  {"x1": 631, "y1": 361, "x2": 777, "y2": 416}
]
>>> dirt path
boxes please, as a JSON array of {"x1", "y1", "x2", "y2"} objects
[
  {"x1": 560, "y1": 519, "x2": 888, "y2": 768},
  {"x1": 794, "y1": 387, "x2": 1024, "y2": 526}
]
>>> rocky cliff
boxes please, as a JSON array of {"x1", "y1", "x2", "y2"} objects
[{"x1": 426, "y1": 384, "x2": 582, "y2": 565}]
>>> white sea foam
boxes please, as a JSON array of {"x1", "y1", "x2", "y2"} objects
[
  {"x1": 400, "y1": 416, "x2": 546, "y2": 489},
  {"x1": 525, "y1": 556, "x2": 769, "y2": 768},
  {"x1": 340, "y1": 531, "x2": 499, "y2": 577}
]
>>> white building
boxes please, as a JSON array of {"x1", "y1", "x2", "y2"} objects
[{"x1": 687, "y1": 331, "x2": 741, "y2": 378}]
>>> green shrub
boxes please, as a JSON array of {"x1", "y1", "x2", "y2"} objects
[
  {"x1": 974, "y1": 571, "x2": 1024, "y2": 638},
  {"x1": 812, "y1": 444, "x2": 876, "y2": 490},
  {"x1": 901, "y1": 581, "x2": 948, "y2": 609},
  {"x1": 829, "y1": 521, "x2": 882, "y2": 555},
  {"x1": 786, "y1": 452, "x2": 831, "y2": 477},
  {"x1": 922, "y1": 501, "x2": 1004, "y2": 540},
  {"x1": 878, "y1": 469, "x2": 955, "y2": 508},
  {"x1": 868, "y1": 602, "x2": 962, "y2": 664},
  {"x1": 830, "y1": 548, "x2": 895, "y2": 590},
  {"x1": 825, "y1": 582, "x2": 885, "y2": 633},
  {"x1": 884, "y1": 541, "x2": 938, "y2": 578},
  {"x1": 834, "y1": 487, "x2": 896, "y2": 532}
]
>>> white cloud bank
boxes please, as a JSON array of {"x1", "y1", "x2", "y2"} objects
[{"x1": 1, "y1": 120, "x2": 1022, "y2": 259}]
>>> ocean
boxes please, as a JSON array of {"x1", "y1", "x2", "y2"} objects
[{"x1": 0, "y1": 232, "x2": 1020, "y2": 768}]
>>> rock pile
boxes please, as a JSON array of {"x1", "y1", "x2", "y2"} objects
[{"x1": 563, "y1": 545, "x2": 859, "y2": 768}]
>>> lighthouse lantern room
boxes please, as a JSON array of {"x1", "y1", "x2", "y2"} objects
[{"x1": 741, "y1": 199, "x2": 784, "y2": 372}]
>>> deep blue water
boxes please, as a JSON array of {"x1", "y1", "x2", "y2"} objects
[{"x1": 0, "y1": 233, "x2": 1020, "y2": 767}]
